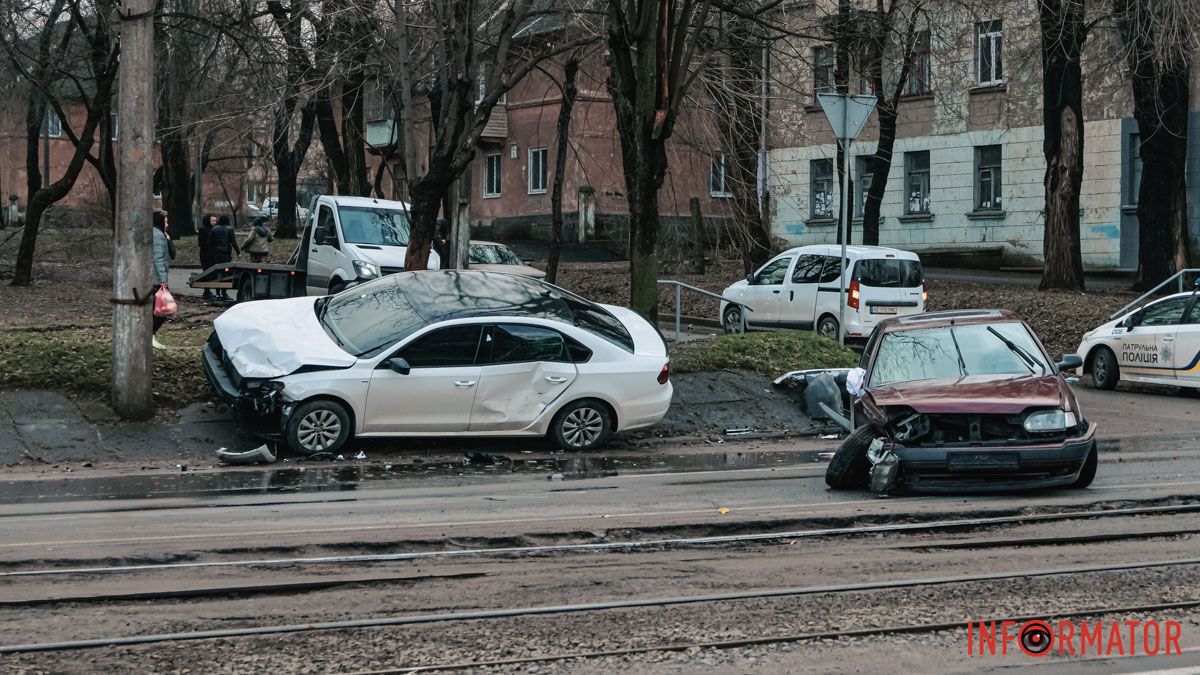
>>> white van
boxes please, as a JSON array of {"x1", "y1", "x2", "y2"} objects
[
  {"x1": 301, "y1": 195, "x2": 440, "y2": 295},
  {"x1": 719, "y1": 245, "x2": 925, "y2": 343}
]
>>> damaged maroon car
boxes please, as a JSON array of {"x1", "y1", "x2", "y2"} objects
[{"x1": 826, "y1": 310, "x2": 1098, "y2": 493}]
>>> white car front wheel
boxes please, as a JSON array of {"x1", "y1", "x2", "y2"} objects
[
  {"x1": 723, "y1": 306, "x2": 745, "y2": 334},
  {"x1": 287, "y1": 400, "x2": 352, "y2": 455}
]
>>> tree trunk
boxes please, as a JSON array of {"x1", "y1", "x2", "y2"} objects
[
  {"x1": 1115, "y1": 0, "x2": 1192, "y2": 290},
  {"x1": 834, "y1": 0, "x2": 852, "y2": 246},
  {"x1": 1038, "y1": 0, "x2": 1086, "y2": 291},
  {"x1": 341, "y1": 68, "x2": 370, "y2": 196},
  {"x1": 403, "y1": 176, "x2": 448, "y2": 270},
  {"x1": 723, "y1": 15, "x2": 772, "y2": 272},
  {"x1": 547, "y1": 57, "x2": 579, "y2": 285},
  {"x1": 860, "y1": 104, "x2": 896, "y2": 246},
  {"x1": 160, "y1": 131, "x2": 194, "y2": 237}
]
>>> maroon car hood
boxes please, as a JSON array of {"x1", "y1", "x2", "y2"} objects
[{"x1": 867, "y1": 374, "x2": 1069, "y2": 414}]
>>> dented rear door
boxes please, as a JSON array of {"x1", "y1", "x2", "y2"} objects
[{"x1": 469, "y1": 324, "x2": 579, "y2": 432}]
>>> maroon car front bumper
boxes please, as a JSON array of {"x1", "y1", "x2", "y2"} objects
[{"x1": 888, "y1": 422, "x2": 1098, "y2": 493}]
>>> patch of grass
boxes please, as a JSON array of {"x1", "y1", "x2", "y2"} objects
[
  {"x1": 0, "y1": 322, "x2": 212, "y2": 407},
  {"x1": 671, "y1": 331, "x2": 858, "y2": 376}
]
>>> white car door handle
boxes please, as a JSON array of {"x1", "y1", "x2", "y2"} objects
[
  {"x1": 1162, "y1": 336, "x2": 1175, "y2": 341},
  {"x1": 545, "y1": 376, "x2": 569, "y2": 384},
  {"x1": 454, "y1": 380, "x2": 477, "y2": 388}
]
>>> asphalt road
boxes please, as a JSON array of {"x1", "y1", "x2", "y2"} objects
[{"x1": 1, "y1": 383, "x2": 1198, "y2": 673}]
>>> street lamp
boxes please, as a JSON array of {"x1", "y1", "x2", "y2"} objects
[{"x1": 816, "y1": 93, "x2": 876, "y2": 344}]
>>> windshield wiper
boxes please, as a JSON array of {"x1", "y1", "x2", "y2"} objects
[
  {"x1": 947, "y1": 327, "x2": 968, "y2": 377},
  {"x1": 986, "y1": 326, "x2": 1042, "y2": 375}
]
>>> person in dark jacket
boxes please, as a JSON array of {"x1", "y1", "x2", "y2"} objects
[
  {"x1": 209, "y1": 215, "x2": 240, "y2": 300},
  {"x1": 151, "y1": 211, "x2": 175, "y2": 349},
  {"x1": 197, "y1": 213, "x2": 217, "y2": 299}
]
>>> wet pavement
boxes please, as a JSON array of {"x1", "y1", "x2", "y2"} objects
[{"x1": 0, "y1": 447, "x2": 832, "y2": 504}]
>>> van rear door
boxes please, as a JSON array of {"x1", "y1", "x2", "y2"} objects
[{"x1": 853, "y1": 257, "x2": 924, "y2": 324}]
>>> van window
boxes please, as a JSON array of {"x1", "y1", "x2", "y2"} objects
[
  {"x1": 853, "y1": 258, "x2": 923, "y2": 288},
  {"x1": 818, "y1": 256, "x2": 846, "y2": 283},
  {"x1": 751, "y1": 257, "x2": 792, "y2": 285},
  {"x1": 338, "y1": 206, "x2": 411, "y2": 247},
  {"x1": 791, "y1": 255, "x2": 825, "y2": 284}
]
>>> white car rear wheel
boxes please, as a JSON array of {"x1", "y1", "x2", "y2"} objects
[
  {"x1": 723, "y1": 306, "x2": 745, "y2": 334},
  {"x1": 817, "y1": 316, "x2": 839, "y2": 341},
  {"x1": 551, "y1": 400, "x2": 612, "y2": 451}
]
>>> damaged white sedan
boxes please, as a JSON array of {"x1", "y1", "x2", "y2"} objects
[{"x1": 204, "y1": 270, "x2": 673, "y2": 455}]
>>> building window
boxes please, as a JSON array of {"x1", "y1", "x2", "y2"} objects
[
  {"x1": 975, "y1": 145, "x2": 1002, "y2": 210},
  {"x1": 44, "y1": 110, "x2": 62, "y2": 138},
  {"x1": 476, "y1": 68, "x2": 507, "y2": 105},
  {"x1": 976, "y1": 20, "x2": 1003, "y2": 85},
  {"x1": 710, "y1": 154, "x2": 731, "y2": 198},
  {"x1": 110, "y1": 112, "x2": 118, "y2": 140},
  {"x1": 905, "y1": 30, "x2": 932, "y2": 95},
  {"x1": 528, "y1": 147, "x2": 548, "y2": 194},
  {"x1": 855, "y1": 156, "x2": 873, "y2": 217},
  {"x1": 810, "y1": 158, "x2": 834, "y2": 219},
  {"x1": 904, "y1": 151, "x2": 930, "y2": 214},
  {"x1": 813, "y1": 46, "x2": 835, "y2": 98},
  {"x1": 857, "y1": 47, "x2": 876, "y2": 96},
  {"x1": 484, "y1": 152, "x2": 502, "y2": 197},
  {"x1": 1127, "y1": 133, "x2": 1142, "y2": 205}
]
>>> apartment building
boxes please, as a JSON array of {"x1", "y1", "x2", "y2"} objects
[{"x1": 766, "y1": 1, "x2": 1198, "y2": 270}]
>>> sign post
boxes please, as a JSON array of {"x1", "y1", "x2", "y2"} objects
[{"x1": 816, "y1": 93, "x2": 876, "y2": 344}]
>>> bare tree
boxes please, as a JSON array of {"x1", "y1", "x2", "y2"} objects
[
  {"x1": 266, "y1": 0, "x2": 318, "y2": 238},
  {"x1": 604, "y1": 0, "x2": 714, "y2": 319},
  {"x1": 1038, "y1": 0, "x2": 1087, "y2": 291},
  {"x1": 1114, "y1": 0, "x2": 1195, "y2": 290},
  {"x1": 398, "y1": 0, "x2": 596, "y2": 271},
  {"x1": 1, "y1": 0, "x2": 119, "y2": 286},
  {"x1": 546, "y1": 54, "x2": 580, "y2": 284}
]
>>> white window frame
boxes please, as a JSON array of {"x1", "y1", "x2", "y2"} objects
[
  {"x1": 1128, "y1": 133, "x2": 1142, "y2": 205},
  {"x1": 710, "y1": 153, "x2": 732, "y2": 198},
  {"x1": 904, "y1": 151, "x2": 931, "y2": 215},
  {"x1": 527, "y1": 147, "x2": 548, "y2": 194},
  {"x1": 810, "y1": 158, "x2": 834, "y2": 219},
  {"x1": 974, "y1": 145, "x2": 1003, "y2": 211},
  {"x1": 484, "y1": 152, "x2": 502, "y2": 198},
  {"x1": 45, "y1": 110, "x2": 61, "y2": 138},
  {"x1": 976, "y1": 20, "x2": 1003, "y2": 86},
  {"x1": 855, "y1": 156, "x2": 874, "y2": 217},
  {"x1": 813, "y1": 46, "x2": 835, "y2": 98},
  {"x1": 904, "y1": 30, "x2": 932, "y2": 95}
]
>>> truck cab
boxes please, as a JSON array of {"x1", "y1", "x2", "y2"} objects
[{"x1": 298, "y1": 195, "x2": 441, "y2": 295}]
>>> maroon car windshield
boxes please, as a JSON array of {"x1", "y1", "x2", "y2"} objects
[{"x1": 869, "y1": 322, "x2": 1049, "y2": 387}]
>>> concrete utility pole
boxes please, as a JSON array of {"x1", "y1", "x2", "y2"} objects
[
  {"x1": 394, "y1": 0, "x2": 417, "y2": 198},
  {"x1": 111, "y1": 0, "x2": 157, "y2": 419},
  {"x1": 447, "y1": 166, "x2": 471, "y2": 270}
]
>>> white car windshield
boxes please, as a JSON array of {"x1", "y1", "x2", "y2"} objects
[
  {"x1": 870, "y1": 322, "x2": 1049, "y2": 387},
  {"x1": 314, "y1": 272, "x2": 634, "y2": 358},
  {"x1": 338, "y1": 206, "x2": 411, "y2": 246}
]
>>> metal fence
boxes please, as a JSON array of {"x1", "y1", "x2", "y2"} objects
[{"x1": 656, "y1": 279, "x2": 752, "y2": 342}]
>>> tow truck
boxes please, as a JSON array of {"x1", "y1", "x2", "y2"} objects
[{"x1": 188, "y1": 195, "x2": 439, "y2": 301}]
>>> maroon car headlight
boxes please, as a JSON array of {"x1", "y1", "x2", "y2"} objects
[{"x1": 1023, "y1": 409, "x2": 1076, "y2": 433}]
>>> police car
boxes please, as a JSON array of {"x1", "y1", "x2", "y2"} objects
[{"x1": 1076, "y1": 290, "x2": 1200, "y2": 390}]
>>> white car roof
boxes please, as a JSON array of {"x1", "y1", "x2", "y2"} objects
[{"x1": 779, "y1": 244, "x2": 920, "y2": 261}]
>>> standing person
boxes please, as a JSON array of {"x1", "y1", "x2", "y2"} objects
[
  {"x1": 197, "y1": 213, "x2": 217, "y2": 300},
  {"x1": 151, "y1": 211, "x2": 175, "y2": 349},
  {"x1": 209, "y1": 215, "x2": 240, "y2": 301},
  {"x1": 242, "y1": 217, "x2": 274, "y2": 263}
]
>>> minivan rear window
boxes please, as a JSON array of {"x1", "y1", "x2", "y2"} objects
[{"x1": 853, "y1": 259, "x2": 923, "y2": 288}]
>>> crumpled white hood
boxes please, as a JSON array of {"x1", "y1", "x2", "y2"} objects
[{"x1": 213, "y1": 296, "x2": 357, "y2": 378}]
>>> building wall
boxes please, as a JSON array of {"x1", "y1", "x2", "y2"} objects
[{"x1": 762, "y1": 0, "x2": 1195, "y2": 271}]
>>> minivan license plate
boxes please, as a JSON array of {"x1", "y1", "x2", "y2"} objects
[{"x1": 871, "y1": 306, "x2": 899, "y2": 314}]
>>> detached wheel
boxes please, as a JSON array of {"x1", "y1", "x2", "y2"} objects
[
  {"x1": 238, "y1": 275, "x2": 255, "y2": 303},
  {"x1": 723, "y1": 306, "x2": 745, "y2": 334},
  {"x1": 286, "y1": 399, "x2": 351, "y2": 456},
  {"x1": 550, "y1": 399, "x2": 612, "y2": 451},
  {"x1": 817, "y1": 315, "x2": 840, "y2": 341},
  {"x1": 1070, "y1": 442, "x2": 1098, "y2": 489},
  {"x1": 825, "y1": 424, "x2": 876, "y2": 490},
  {"x1": 1092, "y1": 347, "x2": 1120, "y2": 390}
]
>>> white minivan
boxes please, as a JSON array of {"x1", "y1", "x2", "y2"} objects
[
  {"x1": 301, "y1": 195, "x2": 440, "y2": 295},
  {"x1": 719, "y1": 245, "x2": 925, "y2": 342}
]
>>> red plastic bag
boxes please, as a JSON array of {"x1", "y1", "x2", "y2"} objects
[{"x1": 154, "y1": 283, "x2": 178, "y2": 318}]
